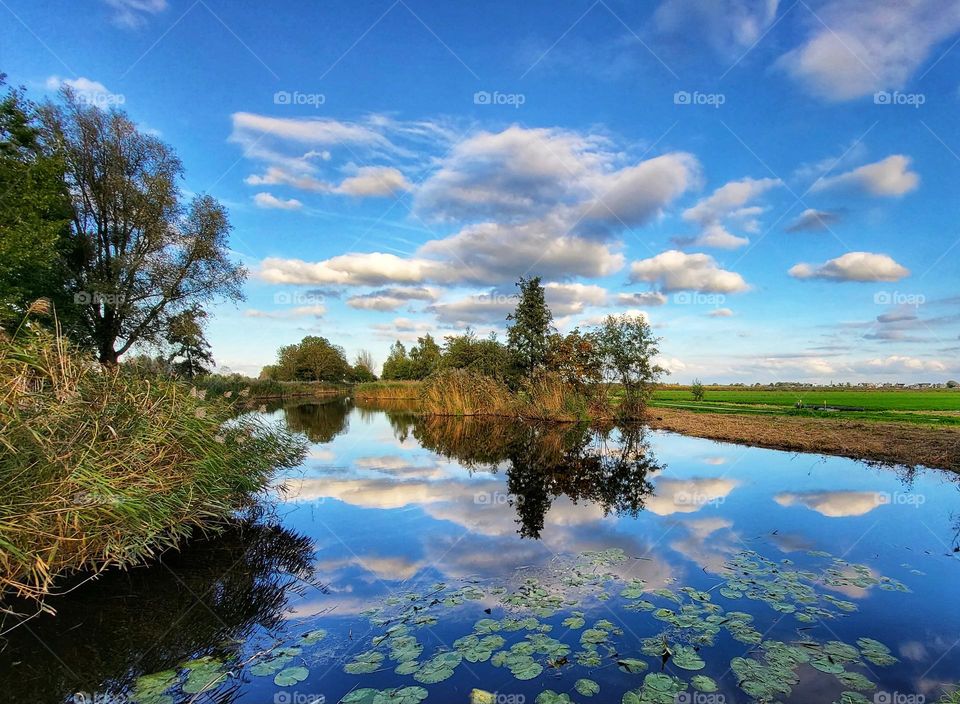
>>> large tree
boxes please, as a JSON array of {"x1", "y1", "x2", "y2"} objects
[
  {"x1": 0, "y1": 78, "x2": 72, "y2": 322},
  {"x1": 165, "y1": 306, "x2": 215, "y2": 379},
  {"x1": 39, "y1": 89, "x2": 245, "y2": 364},
  {"x1": 275, "y1": 336, "x2": 351, "y2": 382},
  {"x1": 507, "y1": 276, "x2": 553, "y2": 380}
]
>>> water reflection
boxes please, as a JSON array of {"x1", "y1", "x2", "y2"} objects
[
  {"x1": 280, "y1": 397, "x2": 351, "y2": 443},
  {"x1": 0, "y1": 519, "x2": 317, "y2": 703}
]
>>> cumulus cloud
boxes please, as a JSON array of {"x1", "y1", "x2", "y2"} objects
[
  {"x1": 346, "y1": 286, "x2": 438, "y2": 312},
  {"x1": 675, "y1": 177, "x2": 781, "y2": 249},
  {"x1": 655, "y1": 0, "x2": 780, "y2": 54},
  {"x1": 860, "y1": 356, "x2": 947, "y2": 373},
  {"x1": 785, "y1": 208, "x2": 842, "y2": 233},
  {"x1": 810, "y1": 155, "x2": 919, "y2": 197},
  {"x1": 259, "y1": 253, "x2": 454, "y2": 286},
  {"x1": 253, "y1": 192, "x2": 303, "y2": 210},
  {"x1": 777, "y1": 0, "x2": 960, "y2": 100},
  {"x1": 616, "y1": 291, "x2": 668, "y2": 307},
  {"x1": 774, "y1": 490, "x2": 882, "y2": 517},
  {"x1": 45, "y1": 76, "x2": 124, "y2": 106},
  {"x1": 789, "y1": 252, "x2": 910, "y2": 282},
  {"x1": 414, "y1": 126, "x2": 698, "y2": 233},
  {"x1": 103, "y1": 0, "x2": 167, "y2": 27},
  {"x1": 335, "y1": 166, "x2": 411, "y2": 197},
  {"x1": 709, "y1": 308, "x2": 734, "y2": 317},
  {"x1": 630, "y1": 250, "x2": 749, "y2": 293}
]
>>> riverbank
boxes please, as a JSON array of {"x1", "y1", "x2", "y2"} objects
[
  {"x1": 0, "y1": 328, "x2": 306, "y2": 611},
  {"x1": 647, "y1": 407, "x2": 960, "y2": 472},
  {"x1": 196, "y1": 376, "x2": 348, "y2": 402}
]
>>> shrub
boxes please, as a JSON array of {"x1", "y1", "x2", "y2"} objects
[{"x1": 0, "y1": 321, "x2": 306, "y2": 605}]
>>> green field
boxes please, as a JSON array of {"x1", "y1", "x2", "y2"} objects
[{"x1": 651, "y1": 387, "x2": 960, "y2": 426}]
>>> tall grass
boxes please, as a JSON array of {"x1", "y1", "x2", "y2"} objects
[
  {"x1": 419, "y1": 369, "x2": 515, "y2": 416},
  {"x1": 0, "y1": 317, "x2": 306, "y2": 608},
  {"x1": 355, "y1": 380, "x2": 423, "y2": 401},
  {"x1": 195, "y1": 374, "x2": 346, "y2": 401}
]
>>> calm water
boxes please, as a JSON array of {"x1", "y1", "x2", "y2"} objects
[{"x1": 2, "y1": 398, "x2": 959, "y2": 704}]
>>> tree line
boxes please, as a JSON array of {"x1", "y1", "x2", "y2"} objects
[{"x1": 0, "y1": 76, "x2": 243, "y2": 376}]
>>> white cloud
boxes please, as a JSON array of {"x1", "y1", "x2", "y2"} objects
[
  {"x1": 259, "y1": 253, "x2": 454, "y2": 286},
  {"x1": 676, "y1": 177, "x2": 781, "y2": 250},
  {"x1": 246, "y1": 167, "x2": 331, "y2": 193},
  {"x1": 45, "y1": 76, "x2": 125, "y2": 106},
  {"x1": 810, "y1": 155, "x2": 919, "y2": 196},
  {"x1": 655, "y1": 0, "x2": 780, "y2": 54},
  {"x1": 630, "y1": 250, "x2": 749, "y2": 293},
  {"x1": 860, "y1": 356, "x2": 947, "y2": 373},
  {"x1": 709, "y1": 308, "x2": 734, "y2": 318},
  {"x1": 244, "y1": 305, "x2": 326, "y2": 319},
  {"x1": 346, "y1": 286, "x2": 438, "y2": 312},
  {"x1": 777, "y1": 0, "x2": 960, "y2": 100},
  {"x1": 785, "y1": 208, "x2": 841, "y2": 233},
  {"x1": 775, "y1": 490, "x2": 882, "y2": 517},
  {"x1": 103, "y1": 0, "x2": 167, "y2": 27},
  {"x1": 253, "y1": 192, "x2": 303, "y2": 210},
  {"x1": 789, "y1": 252, "x2": 910, "y2": 282},
  {"x1": 335, "y1": 166, "x2": 411, "y2": 197}
]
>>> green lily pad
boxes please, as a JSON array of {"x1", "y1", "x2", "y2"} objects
[
  {"x1": 535, "y1": 691, "x2": 572, "y2": 704},
  {"x1": 274, "y1": 666, "x2": 309, "y2": 687},
  {"x1": 617, "y1": 658, "x2": 649, "y2": 674},
  {"x1": 690, "y1": 675, "x2": 718, "y2": 693},
  {"x1": 575, "y1": 679, "x2": 600, "y2": 696}
]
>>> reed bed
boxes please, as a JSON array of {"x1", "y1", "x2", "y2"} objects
[
  {"x1": 419, "y1": 370, "x2": 515, "y2": 417},
  {"x1": 0, "y1": 320, "x2": 306, "y2": 608},
  {"x1": 355, "y1": 380, "x2": 425, "y2": 401}
]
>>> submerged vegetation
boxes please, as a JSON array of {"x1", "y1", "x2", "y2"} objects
[{"x1": 0, "y1": 319, "x2": 306, "y2": 608}]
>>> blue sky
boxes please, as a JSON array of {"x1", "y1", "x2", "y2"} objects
[{"x1": 3, "y1": 0, "x2": 959, "y2": 382}]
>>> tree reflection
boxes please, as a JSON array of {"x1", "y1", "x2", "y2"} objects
[
  {"x1": 0, "y1": 519, "x2": 317, "y2": 704},
  {"x1": 413, "y1": 418, "x2": 662, "y2": 538},
  {"x1": 282, "y1": 397, "x2": 351, "y2": 443}
]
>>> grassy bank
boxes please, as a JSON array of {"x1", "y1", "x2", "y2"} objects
[
  {"x1": 196, "y1": 375, "x2": 347, "y2": 402},
  {"x1": 354, "y1": 380, "x2": 423, "y2": 401},
  {"x1": 0, "y1": 325, "x2": 306, "y2": 608}
]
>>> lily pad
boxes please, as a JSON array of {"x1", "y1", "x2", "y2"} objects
[
  {"x1": 575, "y1": 679, "x2": 600, "y2": 696},
  {"x1": 274, "y1": 666, "x2": 309, "y2": 687}
]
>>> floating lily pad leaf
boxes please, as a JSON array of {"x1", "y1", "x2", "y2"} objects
[
  {"x1": 562, "y1": 616, "x2": 585, "y2": 629},
  {"x1": 471, "y1": 691, "x2": 496, "y2": 704},
  {"x1": 856, "y1": 638, "x2": 898, "y2": 666},
  {"x1": 580, "y1": 629, "x2": 608, "y2": 645},
  {"x1": 414, "y1": 652, "x2": 461, "y2": 684},
  {"x1": 719, "y1": 587, "x2": 742, "y2": 599},
  {"x1": 835, "y1": 693, "x2": 871, "y2": 704},
  {"x1": 395, "y1": 660, "x2": 420, "y2": 675},
  {"x1": 474, "y1": 618, "x2": 501, "y2": 634},
  {"x1": 671, "y1": 645, "x2": 705, "y2": 671},
  {"x1": 811, "y1": 658, "x2": 845, "y2": 674},
  {"x1": 576, "y1": 649, "x2": 601, "y2": 667},
  {"x1": 575, "y1": 679, "x2": 600, "y2": 697},
  {"x1": 823, "y1": 641, "x2": 861, "y2": 663},
  {"x1": 510, "y1": 657, "x2": 543, "y2": 681},
  {"x1": 535, "y1": 691, "x2": 572, "y2": 704},
  {"x1": 275, "y1": 667, "x2": 310, "y2": 687},
  {"x1": 181, "y1": 657, "x2": 228, "y2": 695},
  {"x1": 341, "y1": 688, "x2": 379, "y2": 704},
  {"x1": 345, "y1": 651, "x2": 384, "y2": 674},
  {"x1": 250, "y1": 655, "x2": 293, "y2": 676},
  {"x1": 690, "y1": 676, "x2": 718, "y2": 693},
  {"x1": 130, "y1": 670, "x2": 178, "y2": 704},
  {"x1": 373, "y1": 686, "x2": 428, "y2": 704},
  {"x1": 836, "y1": 671, "x2": 876, "y2": 691},
  {"x1": 300, "y1": 629, "x2": 327, "y2": 645},
  {"x1": 617, "y1": 658, "x2": 649, "y2": 674}
]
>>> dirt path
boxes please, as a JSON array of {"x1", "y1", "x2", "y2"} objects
[{"x1": 646, "y1": 408, "x2": 960, "y2": 473}]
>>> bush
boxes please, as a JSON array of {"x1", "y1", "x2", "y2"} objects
[
  {"x1": 518, "y1": 371, "x2": 591, "y2": 422},
  {"x1": 0, "y1": 322, "x2": 306, "y2": 605}
]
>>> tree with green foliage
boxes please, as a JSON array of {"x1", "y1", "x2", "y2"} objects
[
  {"x1": 38, "y1": 89, "x2": 245, "y2": 364},
  {"x1": 351, "y1": 350, "x2": 377, "y2": 382},
  {"x1": 441, "y1": 329, "x2": 513, "y2": 383},
  {"x1": 165, "y1": 307, "x2": 215, "y2": 379},
  {"x1": 595, "y1": 314, "x2": 667, "y2": 417},
  {"x1": 275, "y1": 336, "x2": 350, "y2": 382},
  {"x1": 506, "y1": 277, "x2": 553, "y2": 381},
  {"x1": 691, "y1": 378, "x2": 705, "y2": 402},
  {"x1": 381, "y1": 340, "x2": 413, "y2": 380},
  {"x1": 0, "y1": 77, "x2": 72, "y2": 323},
  {"x1": 409, "y1": 333, "x2": 442, "y2": 379},
  {"x1": 546, "y1": 329, "x2": 603, "y2": 392}
]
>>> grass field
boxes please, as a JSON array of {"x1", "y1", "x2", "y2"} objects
[{"x1": 651, "y1": 387, "x2": 960, "y2": 426}]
